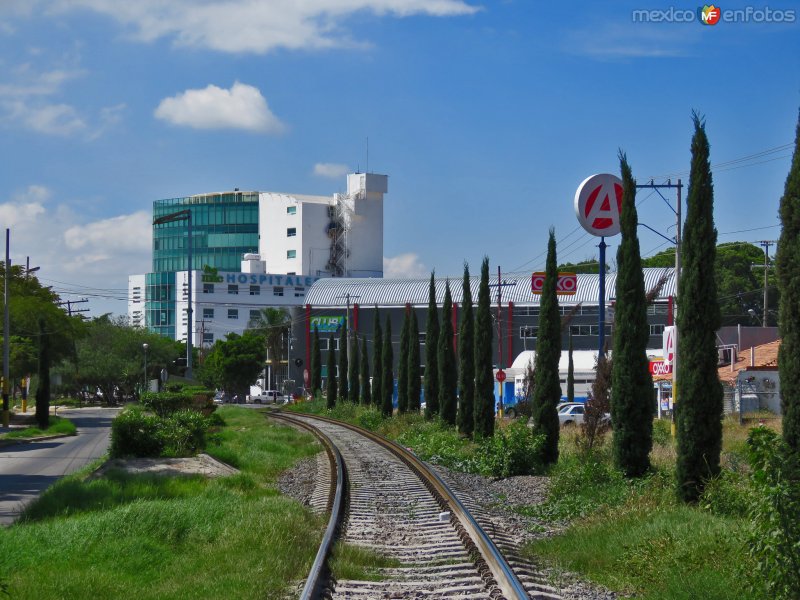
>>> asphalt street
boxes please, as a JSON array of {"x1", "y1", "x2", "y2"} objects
[{"x1": 0, "y1": 407, "x2": 120, "y2": 525}]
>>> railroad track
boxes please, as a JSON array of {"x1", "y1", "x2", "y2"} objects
[{"x1": 270, "y1": 411, "x2": 561, "y2": 600}]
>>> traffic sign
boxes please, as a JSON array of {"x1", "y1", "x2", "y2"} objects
[
  {"x1": 531, "y1": 272, "x2": 578, "y2": 295},
  {"x1": 496, "y1": 369, "x2": 506, "y2": 383},
  {"x1": 574, "y1": 173, "x2": 624, "y2": 237}
]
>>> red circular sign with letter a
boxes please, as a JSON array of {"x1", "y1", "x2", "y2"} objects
[{"x1": 574, "y1": 173, "x2": 624, "y2": 237}]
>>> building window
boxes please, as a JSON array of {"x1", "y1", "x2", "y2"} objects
[
  {"x1": 203, "y1": 308, "x2": 214, "y2": 319},
  {"x1": 570, "y1": 324, "x2": 608, "y2": 336},
  {"x1": 515, "y1": 306, "x2": 540, "y2": 317},
  {"x1": 650, "y1": 324, "x2": 666, "y2": 336},
  {"x1": 520, "y1": 326, "x2": 538, "y2": 339},
  {"x1": 203, "y1": 283, "x2": 214, "y2": 294},
  {"x1": 287, "y1": 206, "x2": 297, "y2": 215},
  {"x1": 287, "y1": 250, "x2": 296, "y2": 259},
  {"x1": 294, "y1": 287, "x2": 305, "y2": 297},
  {"x1": 228, "y1": 309, "x2": 238, "y2": 319},
  {"x1": 320, "y1": 338, "x2": 340, "y2": 351},
  {"x1": 418, "y1": 332, "x2": 426, "y2": 345},
  {"x1": 320, "y1": 338, "x2": 329, "y2": 351},
  {"x1": 228, "y1": 284, "x2": 238, "y2": 295},
  {"x1": 274, "y1": 286, "x2": 284, "y2": 297},
  {"x1": 249, "y1": 285, "x2": 260, "y2": 296},
  {"x1": 250, "y1": 309, "x2": 261, "y2": 320},
  {"x1": 287, "y1": 272, "x2": 296, "y2": 275},
  {"x1": 203, "y1": 332, "x2": 214, "y2": 344},
  {"x1": 287, "y1": 227, "x2": 296, "y2": 237}
]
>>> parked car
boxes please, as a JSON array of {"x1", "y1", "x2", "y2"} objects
[
  {"x1": 558, "y1": 403, "x2": 586, "y2": 427},
  {"x1": 249, "y1": 390, "x2": 284, "y2": 405}
]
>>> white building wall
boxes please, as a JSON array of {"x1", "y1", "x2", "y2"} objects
[{"x1": 128, "y1": 274, "x2": 145, "y2": 327}]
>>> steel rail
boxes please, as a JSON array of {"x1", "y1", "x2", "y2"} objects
[
  {"x1": 270, "y1": 412, "x2": 345, "y2": 600},
  {"x1": 275, "y1": 410, "x2": 530, "y2": 600}
]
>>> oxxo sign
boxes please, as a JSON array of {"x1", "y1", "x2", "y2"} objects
[
  {"x1": 649, "y1": 359, "x2": 672, "y2": 376},
  {"x1": 531, "y1": 272, "x2": 577, "y2": 295},
  {"x1": 574, "y1": 174, "x2": 624, "y2": 237}
]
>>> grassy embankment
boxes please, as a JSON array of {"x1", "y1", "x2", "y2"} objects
[
  {"x1": 0, "y1": 407, "x2": 326, "y2": 599},
  {"x1": 0, "y1": 415, "x2": 76, "y2": 441}
]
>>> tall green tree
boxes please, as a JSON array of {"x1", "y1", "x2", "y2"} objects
[
  {"x1": 338, "y1": 321, "x2": 349, "y2": 401},
  {"x1": 676, "y1": 113, "x2": 724, "y2": 503},
  {"x1": 247, "y1": 307, "x2": 290, "y2": 390},
  {"x1": 531, "y1": 230, "x2": 561, "y2": 465},
  {"x1": 777, "y1": 109, "x2": 800, "y2": 454},
  {"x1": 326, "y1": 347, "x2": 337, "y2": 409},
  {"x1": 381, "y1": 317, "x2": 393, "y2": 417},
  {"x1": 458, "y1": 263, "x2": 475, "y2": 436},
  {"x1": 611, "y1": 152, "x2": 654, "y2": 478},
  {"x1": 397, "y1": 308, "x2": 410, "y2": 413},
  {"x1": 34, "y1": 319, "x2": 51, "y2": 429},
  {"x1": 408, "y1": 309, "x2": 422, "y2": 412},
  {"x1": 349, "y1": 333, "x2": 360, "y2": 403},
  {"x1": 567, "y1": 331, "x2": 575, "y2": 403},
  {"x1": 439, "y1": 280, "x2": 457, "y2": 425},
  {"x1": 474, "y1": 257, "x2": 495, "y2": 438},
  {"x1": 372, "y1": 308, "x2": 383, "y2": 408},
  {"x1": 198, "y1": 332, "x2": 264, "y2": 401},
  {"x1": 360, "y1": 336, "x2": 371, "y2": 405},
  {"x1": 424, "y1": 272, "x2": 440, "y2": 419},
  {"x1": 311, "y1": 326, "x2": 322, "y2": 396}
]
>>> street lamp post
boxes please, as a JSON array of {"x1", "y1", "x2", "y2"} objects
[
  {"x1": 153, "y1": 209, "x2": 193, "y2": 379},
  {"x1": 143, "y1": 343, "x2": 149, "y2": 393}
]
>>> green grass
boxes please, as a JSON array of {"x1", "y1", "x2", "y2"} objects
[
  {"x1": 0, "y1": 415, "x2": 76, "y2": 440},
  {"x1": 329, "y1": 543, "x2": 401, "y2": 581},
  {"x1": 0, "y1": 406, "x2": 326, "y2": 599}
]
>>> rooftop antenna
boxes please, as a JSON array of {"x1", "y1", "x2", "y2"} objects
[{"x1": 366, "y1": 136, "x2": 369, "y2": 173}]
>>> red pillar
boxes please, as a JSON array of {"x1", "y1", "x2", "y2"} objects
[{"x1": 353, "y1": 303, "x2": 359, "y2": 333}]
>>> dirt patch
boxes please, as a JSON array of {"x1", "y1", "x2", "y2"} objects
[{"x1": 91, "y1": 453, "x2": 239, "y2": 479}]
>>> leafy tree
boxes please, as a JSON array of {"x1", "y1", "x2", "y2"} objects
[
  {"x1": 439, "y1": 280, "x2": 457, "y2": 425},
  {"x1": 579, "y1": 354, "x2": 612, "y2": 454},
  {"x1": 676, "y1": 114, "x2": 724, "y2": 503},
  {"x1": 408, "y1": 309, "x2": 421, "y2": 412},
  {"x1": 198, "y1": 332, "x2": 264, "y2": 400},
  {"x1": 360, "y1": 336, "x2": 371, "y2": 405},
  {"x1": 349, "y1": 333, "x2": 360, "y2": 403},
  {"x1": 34, "y1": 319, "x2": 51, "y2": 429},
  {"x1": 372, "y1": 308, "x2": 383, "y2": 408},
  {"x1": 397, "y1": 308, "x2": 410, "y2": 413},
  {"x1": 776, "y1": 109, "x2": 800, "y2": 455},
  {"x1": 424, "y1": 272, "x2": 440, "y2": 419},
  {"x1": 338, "y1": 321, "x2": 348, "y2": 401},
  {"x1": 611, "y1": 152, "x2": 654, "y2": 478},
  {"x1": 247, "y1": 307, "x2": 290, "y2": 389},
  {"x1": 458, "y1": 263, "x2": 475, "y2": 436},
  {"x1": 474, "y1": 257, "x2": 495, "y2": 438},
  {"x1": 567, "y1": 331, "x2": 575, "y2": 403},
  {"x1": 531, "y1": 230, "x2": 561, "y2": 465},
  {"x1": 311, "y1": 326, "x2": 322, "y2": 396},
  {"x1": 326, "y1": 347, "x2": 337, "y2": 409},
  {"x1": 557, "y1": 258, "x2": 609, "y2": 274},
  {"x1": 381, "y1": 317, "x2": 393, "y2": 417}
]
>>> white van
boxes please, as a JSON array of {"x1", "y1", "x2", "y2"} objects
[{"x1": 249, "y1": 390, "x2": 284, "y2": 405}]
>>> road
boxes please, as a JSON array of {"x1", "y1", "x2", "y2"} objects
[{"x1": 0, "y1": 407, "x2": 120, "y2": 525}]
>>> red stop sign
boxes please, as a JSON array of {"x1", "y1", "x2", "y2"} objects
[{"x1": 496, "y1": 369, "x2": 506, "y2": 383}]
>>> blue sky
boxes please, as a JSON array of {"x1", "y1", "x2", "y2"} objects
[{"x1": 0, "y1": 0, "x2": 798, "y2": 317}]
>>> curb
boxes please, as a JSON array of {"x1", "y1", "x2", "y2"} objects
[{"x1": 0, "y1": 433, "x2": 75, "y2": 448}]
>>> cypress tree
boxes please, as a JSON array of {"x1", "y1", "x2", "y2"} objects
[
  {"x1": 311, "y1": 326, "x2": 322, "y2": 396},
  {"x1": 424, "y1": 272, "x2": 440, "y2": 419},
  {"x1": 408, "y1": 309, "x2": 422, "y2": 412},
  {"x1": 439, "y1": 280, "x2": 457, "y2": 425},
  {"x1": 397, "y1": 308, "x2": 410, "y2": 413},
  {"x1": 381, "y1": 317, "x2": 394, "y2": 417},
  {"x1": 474, "y1": 257, "x2": 495, "y2": 438},
  {"x1": 360, "y1": 336, "x2": 371, "y2": 405},
  {"x1": 338, "y1": 321, "x2": 348, "y2": 401},
  {"x1": 567, "y1": 330, "x2": 575, "y2": 404},
  {"x1": 372, "y1": 308, "x2": 383, "y2": 408},
  {"x1": 458, "y1": 263, "x2": 475, "y2": 436},
  {"x1": 611, "y1": 152, "x2": 654, "y2": 478},
  {"x1": 349, "y1": 334, "x2": 360, "y2": 403},
  {"x1": 676, "y1": 113, "x2": 723, "y2": 503},
  {"x1": 531, "y1": 230, "x2": 561, "y2": 465},
  {"x1": 777, "y1": 110, "x2": 800, "y2": 455},
  {"x1": 326, "y1": 347, "x2": 337, "y2": 409}
]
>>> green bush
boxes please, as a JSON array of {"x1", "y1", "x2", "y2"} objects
[
  {"x1": 744, "y1": 426, "x2": 800, "y2": 600},
  {"x1": 110, "y1": 407, "x2": 163, "y2": 457},
  {"x1": 140, "y1": 392, "x2": 193, "y2": 418},
  {"x1": 652, "y1": 418, "x2": 672, "y2": 446},
  {"x1": 700, "y1": 469, "x2": 752, "y2": 518},
  {"x1": 478, "y1": 421, "x2": 544, "y2": 478},
  {"x1": 159, "y1": 410, "x2": 209, "y2": 457}
]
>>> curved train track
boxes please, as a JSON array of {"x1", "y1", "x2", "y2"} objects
[{"x1": 270, "y1": 411, "x2": 561, "y2": 600}]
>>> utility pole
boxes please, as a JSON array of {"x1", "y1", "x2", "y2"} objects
[
  {"x1": 756, "y1": 240, "x2": 776, "y2": 327},
  {"x1": 489, "y1": 268, "x2": 515, "y2": 416},
  {"x1": 57, "y1": 298, "x2": 90, "y2": 317},
  {"x1": 336, "y1": 292, "x2": 360, "y2": 362}
]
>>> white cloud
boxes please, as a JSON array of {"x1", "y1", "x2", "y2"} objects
[
  {"x1": 64, "y1": 212, "x2": 151, "y2": 252},
  {"x1": 39, "y1": 0, "x2": 479, "y2": 54},
  {"x1": 313, "y1": 162, "x2": 350, "y2": 179},
  {"x1": 383, "y1": 253, "x2": 429, "y2": 278},
  {"x1": 155, "y1": 82, "x2": 284, "y2": 134},
  {"x1": 564, "y1": 23, "x2": 696, "y2": 60},
  {"x1": 6, "y1": 100, "x2": 86, "y2": 135}
]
